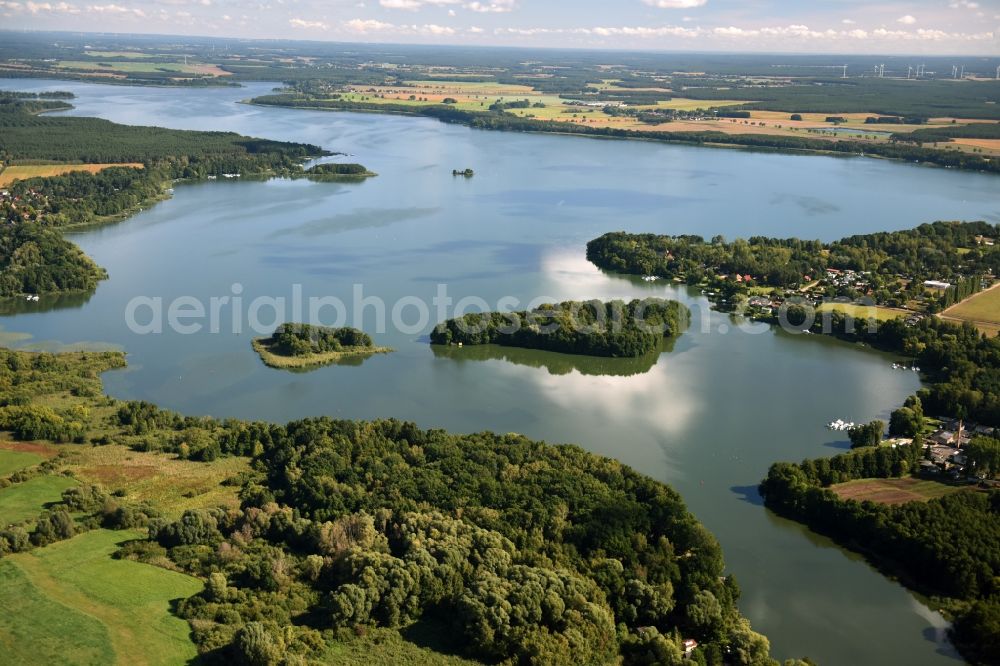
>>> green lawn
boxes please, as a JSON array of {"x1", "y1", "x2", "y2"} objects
[
  {"x1": 832, "y1": 477, "x2": 966, "y2": 505},
  {"x1": 944, "y1": 284, "x2": 1000, "y2": 325},
  {"x1": 9, "y1": 529, "x2": 201, "y2": 666},
  {"x1": 0, "y1": 448, "x2": 44, "y2": 476},
  {"x1": 0, "y1": 475, "x2": 77, "y2": 526},
  {"x1": 0, "y1": 559, "x2": 115, "y2": 665},
  {"x1": 815, "y1": 302, "x2": 911, "y2": 322}
]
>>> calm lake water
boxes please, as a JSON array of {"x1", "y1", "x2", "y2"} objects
[{"x1": 5, "y1": 79, "x2": 1000, "y2": 665}]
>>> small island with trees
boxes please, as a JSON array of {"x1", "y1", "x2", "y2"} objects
[
  {"x1": 452, "y1": 168, "x2": 474, "y2": 177},
  {"x1": 431, "y1": 298, "x2": 688, "y2": 357},
  {"x1": 303, "y1": 162, "x2": 375, "y2": 180},
  {"x1": 252, "y1": 323, "x2": 391, "y2": 369}
]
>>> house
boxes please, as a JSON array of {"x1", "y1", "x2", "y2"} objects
[
  {"x1": 928, "y1": 444, "x2": 960, "y2": 465},
  {"x1": 682, "y1": 639, "x2": 698, "y2": 655},
  {"x1": 930, "y1": 430, "x2": 955, "y2": 446},
  {"x1": 923, "y1": 280, "x2": 951, "y2": 290}
]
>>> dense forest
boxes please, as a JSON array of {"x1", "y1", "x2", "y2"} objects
[
  {"x1": 250, "y1": 93, "x2": 1000, "y2": 174},
  {"x1": 758, "y1": 442, "x2": 1000, "y2": 664},
  {"x1": 0, "y1": 223, "x2": 107, "y2": 297},
  {"x1": 430, "y1": 299, "x2": 689, "y2": 358},
  {"x1": 264, "y1": 323, "x2": 375, "y2": 357},
  {"x1": 0, "y1": 346, "x2": 795, "y2": 665},
  {"x1": 305, "y1": 163, "x2": 374, "y2": 179},
  {"x1": 0, "y1": 105, "x2": 324, "y2": 166}
]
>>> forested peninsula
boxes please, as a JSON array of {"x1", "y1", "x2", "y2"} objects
[
  {"x1": 0, "y1": 94, "x2": 352, "y2": 297},
  {"x1": 430, "y1": 298, "x2": 689, "y2": 357},
  {"x1": 0, "y1": 346, "x2": 792, "y2": 666}
]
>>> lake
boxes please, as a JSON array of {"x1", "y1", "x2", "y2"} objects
[{"x1": 4, "y1": 78, "x2": 999, "y2": 664}]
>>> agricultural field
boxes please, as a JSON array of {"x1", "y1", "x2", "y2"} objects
[
  {"x1": 1, "y1": 529, "x2": 201, "y2": 666},
  {"x1": 84, "y1": 51, "x2": 154, "y2": 59},
  {"x1": 0, "y1": 163, "x2": 144, "y2": 187},
  {"x1": 55, "y1": 60, "x2": 229, "y2": 77},
  {"x1": 831, "y1": 477, "x2": 967, "y2": 505},
  {"x1": 941, "y1": 282, "x2": 1000, "y2": 336},
  {"x1": 0, "y1": 475, "x2": 77, "y2": 527},
  {"x1": 815, "y1": 302, "x2": 911, "y2": 322}
]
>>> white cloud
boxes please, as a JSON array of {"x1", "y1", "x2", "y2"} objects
[
  {"x1": 420, "y1": 23, "x2": 455, "y2": 34},
  {"x1": 642, "y1": 0, "x2": 707, "y2": 8},
  {"x1": 841, "y1": 19, "x2": 855, "y2": 25},
  {"x1": 340, "y1": 18, "x2": 460, "y2": 36},
  {"x1": 379, "y1": 0, "x2": 424, "y2": 8},
  {"x1": 25, "y1": 1, "x2": 79, "y2": 13},
  {"x1": 949, "y1": 1, "x2": 979, "y2": 9},
  {"x1": 591, "y1": 25, "x2": 699, "y2": 37},
  {"x1": 289, "y1": 17, "x2": 328, "y2": 29},
  {"x1": 89, "y1": 4, "x2": 135, "y2": 14},
  {"x1": 466, "y1": 0, "x2": 515, "y2": 12},
  {"x1": 379, "y1": 0, "x2": 515, "y2": 11},
  {"x1": 344, "y1": 18, "x2": 393, "y2": 32},
  {"x1": 896, "y1": 15, "x2": 916, "y2": 25}
]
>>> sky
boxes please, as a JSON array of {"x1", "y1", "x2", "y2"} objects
[{"x1": 2, "y1": 0, "x2": 999, "y2": 55}]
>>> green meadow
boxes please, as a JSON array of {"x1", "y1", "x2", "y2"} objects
[{"x1": 3, "y1": 529, "x2": 201, "y2": 665}]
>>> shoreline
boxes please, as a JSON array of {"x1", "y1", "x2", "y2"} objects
[{"x1": 245, "y1": 98, "x2": 1000, "y2": 175}]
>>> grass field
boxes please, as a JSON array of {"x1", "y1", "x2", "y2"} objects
[
  {"x1": 4, "y1": 529, "x2": 201, "y2": 666},
  {"x1": 0, "y1": 163, "x2": 144, "y2": 187},
  {"x1": 831, "y1": 477, "x2": 966, "y2": 505},
  {"x1": 0, "y1": 475, "x2": 77, "y2": 526},
  {"x1": 67, "y1": 444, "x2": 250, "y2": 518},
  {"x1": 941, "y1": 282, "x2": 1000, "y2": 335},
  {"x1": 0, "y1": 558, "x2": 115, "y2": 665},
  {"x1": 816, "y1": 302, "x2": 911, "y2": 322},
  {"x1": 0, "y1": 449, "x2": 44, "y2": 476}
]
